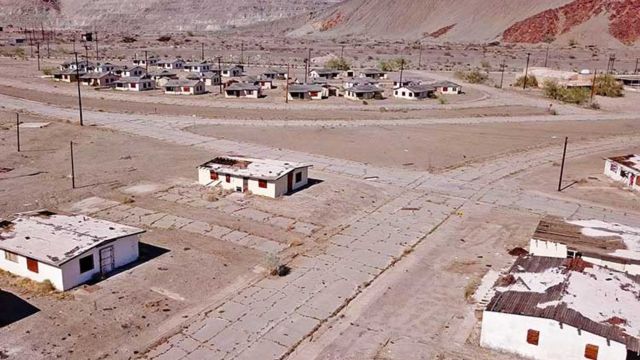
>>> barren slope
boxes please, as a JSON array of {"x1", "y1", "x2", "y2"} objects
[
  {"x1": 0, "y1": 0, "x2": 342, "y2": 32},
  {"x1": 290, "y1": 0, "x2": 640, "y2": 46}
]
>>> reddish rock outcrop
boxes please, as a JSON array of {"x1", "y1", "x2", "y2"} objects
[
  {"x1": 428, "y1": 24, "x2": 456, "y2": 38},
  {"x1": 503, "y1": 0, "x2": 640, "y2": 45}
]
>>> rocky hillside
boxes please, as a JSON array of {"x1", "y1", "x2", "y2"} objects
[
  {"x1": 0, "y1": 0, "x2": 342, "y2": 32},
  {"x1": 290, "y1": 0, "x2": 640, "y2": 46}
]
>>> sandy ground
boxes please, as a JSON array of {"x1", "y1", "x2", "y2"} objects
[
  {"x1": 517, "y1": 147, "x2": 640, "y2": 213},
  {"x1": 189, "y1": 119, "x2": 640, "y2": 172}
]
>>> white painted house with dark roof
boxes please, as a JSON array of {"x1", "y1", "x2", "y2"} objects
[
  {"x1": 0, "y1": 211, "x2": 144, "y2": 291},
  {"x1": 198, "y1": 157, "x2": 311, "y2": 198}
]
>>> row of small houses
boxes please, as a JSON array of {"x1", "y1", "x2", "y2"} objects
[{"x1": 52, "y1": 59, "x2": 461, "y2": 100}]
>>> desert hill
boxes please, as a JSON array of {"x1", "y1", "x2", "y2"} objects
[
  {"x1": 289, "y1": 0, "x2": 640, "y2": 46},
  {"x1": 0, "y1": 0, "x2": 341, "y2": 32}
]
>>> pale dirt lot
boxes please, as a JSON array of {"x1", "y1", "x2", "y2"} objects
[
  {"x1": 189, "y1": 119, "x2": 640, "y2": 172},
  {"x1": 0, "y1": 113, "x2": 398, "y2": 359},
  {"x1": 516, "y1": 147, "x2": 640, "y2": 213}
]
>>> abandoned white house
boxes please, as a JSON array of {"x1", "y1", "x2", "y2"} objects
[
  {"x1": 287, "y1": 84, "x2": 326, "y2": 100},
  {"x1": 199, "y1": 71, "x2": 222, "y2": 86},
  {"x1": 184, "y1": 62, "x2": 212, "y2": 73},
  {"x1": 80, "y1": 72, "x2": 120, "y2": 87},
  {"x1": 93, "y1": 62, "x2": 116, "y2": 73},
  {"x1": 0, "y1": 211, "x2": 144, "y2": 291},
  {"x1": 121, "y1": 66, "x2": 146, "y2": 78},
  {"x1": 261, "y1": 68, "x2": 288, "y2": 80},
  {"x1": 359, "y1": 69, "x2": 387, "y2": 80},
  {"x1": 198, "y1": 157, "x2": 311, "y2": 198},
  {"x1": 394, "y1": 84, "x2": 436, "y2": 100},
  {"x1": 343, "y1": 77, "x2": 379, "y2": 90},
  {"x1": 163, "y1": 79, "x2": 205, "y2": 95},
  {"x1": 221, "y1": 65, "x2": 244, "y2": 78},
  {"x1": 432, "y1": 81, "x2": 462, "y2": 94},
  {"x1": 133, "y1": 55, "x2": 159, "y2": 67},
  {"x1": 224, "y1": 83, "x2": 262, "y2": 99},
  {"x1": 52, "y1": 69, "x2": 85, "y2": 83},
  {"x1": 604, "y1": 154, "x2": 640, "y2": 191},
  {"x1": 148, "y1": 69, "x2": 178, "y2": 87},
  {"x1": 60, "y1": 59, "x2": 94, "y2": 72},
  {"x1": 114, "y1": 77, "x2": 155, "y2": 91},
  {"x1": 309, "y1": 68, "x2": 341, "y2": 79},
  {"x1": 157, "y1": 59, "x2": 185, "y2": 70},
  {"x1": 480, "y1": 255, "x2": 640, "y2": 360},
  {"x1": 528, "y1": 216, "x2": 640, "y2": 275},
  {"x1": 344, "y1": 84, "x2": 384, "y2": 101}
]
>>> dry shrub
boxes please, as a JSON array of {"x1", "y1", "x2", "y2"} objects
[
  {"x1": 464, "y1": 277, "x2": 481, "y2": 302},
  {"x1": 454, "y1": 68, "x2": 488, "y2": 84},
  {"x1": 594, "y1": 74, "x2": 623, "y2": 97},
  {"x1": 514, "y1": 75, "x2": 538, "y2": 88},
  {"x1": 543, "y1": 80, "x2": 590, "y2": 105}
]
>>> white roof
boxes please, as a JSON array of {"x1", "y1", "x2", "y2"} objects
[
  {"x1": 0, "y1": 211, "x2": 144, "y2": 266},
  {"x1": 199, "y1": 156, "x2": 311, "y2": 181}
]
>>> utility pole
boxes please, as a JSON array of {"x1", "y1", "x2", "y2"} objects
[
  {"x1": 46, "y1": 28, "x2": 50, "y2": 58},
  {"x1": 418, "y1": 42, "x2": 423, "y2": 69},
  {"x1": 28, "y1": 29, "x2": 34, "y2": 58},
  {"x1": 201, "y1": 43, "x2": 204, "y2": 61},
  {"x1": 74, "y1": 52, "x2": 84, "y2": 126},
  {"x1": 285, "y1": 63, "x2": 290, "y2": 104},
  {"x1": 217, "y1": 56, "x2": 223, "y2": 94},
  {"x1": 499, "y1": 58, "x2": 506, "y2": 89},
  {"x1": 36, "y1": 42, "x2": 41, "y2": 71},
  {"x1": 590, "y1": 69, "x2": 598, "y2": 102},
  {"x1": 84, "y1": 44, "x2": 89, "y2": 63},
  {"x1": 399, "y1": 60, "x2": 404, "y2": 87},
  {"x1": 240, "y1": 41, "x2": 244, "y2": 64},
  {"x1": 558, "y1": 137, "x2": 568, "y2": 192},
  {"x1": 95, "y1": 31, "x2": 99, "y2": 62},
  {"x1": 634, "y1": 58, "x2": 639, "y2": 75},
  {"x1": 544, "y1": 43, "x2": 550, "y2": 68},
  {"x1": 70, "y1": 141, "x2": 76, "y2": 189},
  {"x1": 145, "y1": 50, "x2": 148, "y2": 73},
  {"x1": 523, "y1": 52, "x2": 531, "y2": 90},
  {"x1": 340, "y1": 45, "x2": 345, "y2": 60},
  {"x1": 16, "y1": 113, "x2": 20, "y2": 152}
]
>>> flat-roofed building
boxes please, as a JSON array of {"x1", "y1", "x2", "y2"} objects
[
  {"x1": 605, "y1": 154, "x2": 640, "y2": 191},
  {"x1": 0, "y1": 210, "x2": 144, "y2": 291},
  {"x1": 198, "y1": 156, "x2": 311, "y2": 198}
]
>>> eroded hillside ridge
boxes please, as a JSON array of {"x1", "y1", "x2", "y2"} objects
[
  {"x1": 503, "y1": 0, "x2": 640, "y2": 45},
  {"x1": 0, "y1": 0, "x2": 340, "y2": 31}
]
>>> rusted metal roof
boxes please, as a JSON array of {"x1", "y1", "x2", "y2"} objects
[
  {"x1": 486, "y1": 256, "x2": 640, "y2": 352},
  {"x1": 608, "y1": 154, "x2": 640, "y2": 173}
]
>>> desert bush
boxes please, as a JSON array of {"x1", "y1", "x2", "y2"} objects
[
  {"x1": 121, "y1": 36, "x2": 137, "y2": 43},
  {"x1": 325, "y1": 57, "x2": 351, "y2": 71},
  {"x1": 41, "y1": 67, "x2": 55, "y2": 75},
  {"x1": 594, "y1": 74, "x2": 623, "y2": 97},
  {"x1": 157, "y1": 35, "x2": 172, "y2": 42},
  {"x1": 454, "y1": 68, "x2": 488, "y2": 84},
  {"x1": 543, "y1": 80, "x2": 590, "y2": 104},
  {"x1": 514, "y1": 75, "x2": 538, "y2": 88},
  {"x1": 480, "y1": 60, "x2": 491, "y2": 69},
  {"x1": 379, "y1": 58, "x2": 410, "y2": 72}
]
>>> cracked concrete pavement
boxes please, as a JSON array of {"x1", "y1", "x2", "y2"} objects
[{"x1": 3, "y1": 92, "x2": 640, "y2": 359}]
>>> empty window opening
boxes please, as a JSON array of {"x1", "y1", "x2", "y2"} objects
[{"x1": 79, "y1": 255, "x2": 95, "y2": 273}]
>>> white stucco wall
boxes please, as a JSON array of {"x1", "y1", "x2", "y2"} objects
[
  {"x1": 529, "y1": 239, "x2": 568, "y2": 258},
  {"x1": 59, "y1": 235, "x2": 139, "y2": 290},
  {"x1": 481, "y1": 311, "x2": 628, "y2": 360},
  {"x1": 1, "y1": 235, "x2": 139, "y2": 291},
  {"x1": 604, "y1": 159, "x2": 639, "y2": 191},
  {"x1": 0, "y1": 250, "x2": 64, "y2": 290}
]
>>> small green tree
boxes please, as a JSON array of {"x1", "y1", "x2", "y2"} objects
[{"x1": 326, "y1": 57, "x2": 351, "y2": 71}]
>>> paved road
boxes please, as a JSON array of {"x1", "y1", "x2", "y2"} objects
[{"x1": 4, "y1": 93, "x2": 640, "y2": 360}]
